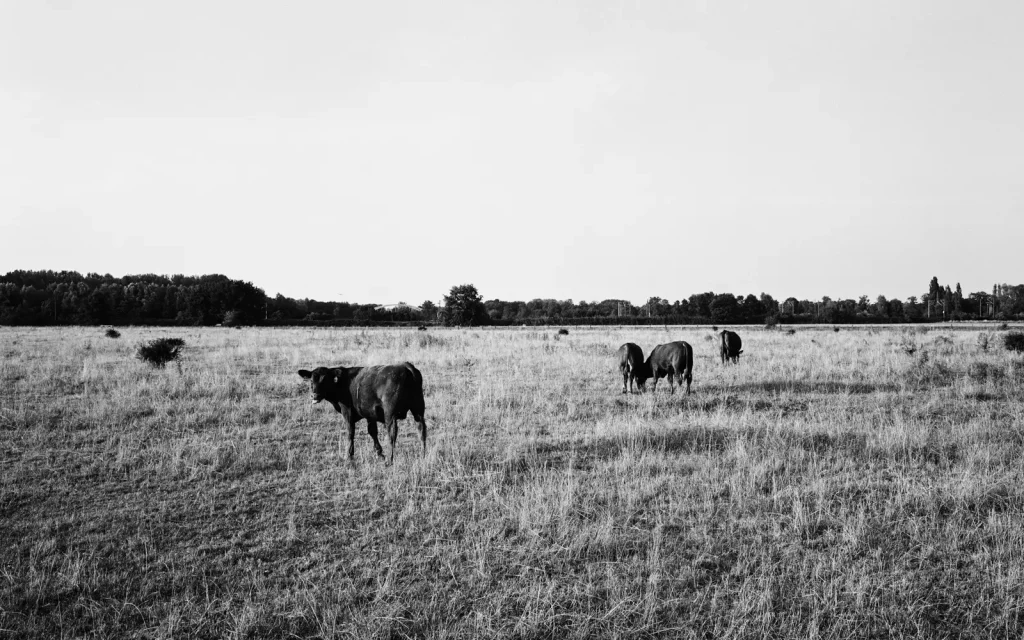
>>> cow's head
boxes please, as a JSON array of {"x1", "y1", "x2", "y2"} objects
[
  {"x1": 632, "y1": 362, "x2": 653, "y2": 390},
  {"x1": 297, "y1": 367, "x2": 340, "y2": 404}
]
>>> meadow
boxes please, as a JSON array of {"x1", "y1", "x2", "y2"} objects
[{"x1": 2, "y1": 324, "x2": 1024, "y2": 639}]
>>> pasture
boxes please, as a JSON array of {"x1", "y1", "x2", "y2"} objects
[{"x1": 2, "y1": 324, "x2": 1024, "y2": 638}]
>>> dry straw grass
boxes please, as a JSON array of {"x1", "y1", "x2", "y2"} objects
[{"x1": 2, "y1": 324, "x2": 1024, "y2": 638}]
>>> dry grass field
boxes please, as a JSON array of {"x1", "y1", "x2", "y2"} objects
[{"x1": 3, "y1": 324, "x2": 1024, "y2": 639}]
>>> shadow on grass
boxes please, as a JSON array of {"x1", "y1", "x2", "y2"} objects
[
  {"x1": 497, "y1": 426, "x2": 872, "y2": 473},
  {"x1": 710, "y1": 380, "x2": 895, "y2": 395}
]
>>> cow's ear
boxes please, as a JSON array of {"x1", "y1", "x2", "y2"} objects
[
  {"x1": 333, "y1": 374, "x2": 341, "y2": 385},
  {"x1": 298, "y1": 369, "x2": 313, "y2": 379}
]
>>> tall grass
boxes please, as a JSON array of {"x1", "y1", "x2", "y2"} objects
[{"x1": 2, "y1": 325, "x2": 1023, "y2": 638}]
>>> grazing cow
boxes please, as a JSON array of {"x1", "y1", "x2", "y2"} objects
[
  {"x1": 635, "y1": 341, "x2": 693, "y2": 394},
  {"x1": 298, "y1": 362, "x2": 426, "y2": 465},
  {"x1": 720, "y1": 330, "x2": 743, "y2": 364},
  {"x1": 617, "y1": 342, "x2": 647, "y2": 394}
]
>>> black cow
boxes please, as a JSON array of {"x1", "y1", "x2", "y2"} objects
[
  {"x1": 635, "y1": 341, "x2": 693, "y2": 394},
  {"x1": 720, "y1": 330, "x2": 743, "y2": 364},
  {"x1": 617, "y1": 342, "x2": 647, "y2": 394},
  {"x1": 298, "y1": 362, "x2": 426, "y2": 465}
]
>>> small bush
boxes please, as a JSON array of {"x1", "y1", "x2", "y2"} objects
[
  {"x1": 136, "y1": 338, "x2": 185, "y2": 368},
  {"x1": 105, "y1": 329, "x2": 121, "y2": 339},
  {"x1": 711, "y1": 325, "x2": 718, "y2": 332},
  {"x1": 978, "y1": 333, "x2": 992, "y2": 352},
  {"x1": 999, "y1": 323, "x2": 1009, "y2": 330},
  {"x1": 899, "y1": 334, "x2": 917, "y2": 356},
  {"x1": 764, "y1": 316, "x2": 779, "y2": 330},
  {"x1": 1004, "y1": 332, "x2": 1024, "y2": 353},
  {"x1": 418, "y1": 325, "x2": 427, "y2": 331},
  {"x1": 833, "y1": 327, "x2": 840, "y2": 333},
  {"x1": 786, "y1": 329, "x2": 796, "y2": 335},
  {"x1": 557, "y1": 328, "x2": 569, "y2": 336}
]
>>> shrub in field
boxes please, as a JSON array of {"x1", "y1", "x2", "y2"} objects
[
  {"x1": 977, "y1": 333, "x2": 992, "y2": 352},
  {"x1": 1004, "y1": 332, "x2": 1024, "y2": 353},
  {"x1": 764, "y1": 316, "x2": 779, "y2": 330},
  {"x1": 136, "y1": 338, "x2": 185, "y2": 367},
  {"x1": 833, "y1": 327, "x2": 840, "y2": 333},
  {"x1": 105, "y1": 329, "x2": 120, "y2": 339},
  {"x1": 557, "y1": 328, "x2": 569, "y2": 336},
  {"x1": 899, "y1": 333, "x2": 917, "y2": 356},
  {"x1": 786, "y1": 329, "x2": 796, "y2": 335},
  {"x1": 711, "y1": 325, "x2": 718, "y2": 332},
  {"x1": 999, "y1": 323, "x2": 1009, "y2": 330}
]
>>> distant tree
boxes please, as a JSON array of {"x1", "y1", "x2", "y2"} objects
[
  {"x1": 688, "y1": 292, "x2": 716, "y2": 321},
  {"x1": 420, "y1": 300, "x2": 437, "y2": 322},
  {"x1": 709, "y1": 293, "x2": 741, "y2": 324},
  {"x1": 644, "y1": 297, "x2": 669, "y2": 317},
  {"x1": 443, "y1": 284, "x2": 487, "y2": 326},
  {"x1": 888, "y1": 298, "x2": 904, "y2": 321},
  {"x1": 874, "y1": 295, "x2": 890, "y2": 319},
  {"x1": 740, "y1": 294, "x2": 766, "y2": 323},
  {"x1": 904, "y1": 297, "x2": 923, "y2": 322}
]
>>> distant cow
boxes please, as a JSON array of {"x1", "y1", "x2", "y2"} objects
[
  {"x1": 298, "y1": 362, "x2": 427, "y2": 465},
  {"x1": 617, "y1": 342, "x2": 646, "y2": 394},
  {"x1": 635, "y1": 341, "x2": 693, "y2": 394},
  {"x1": 720, "y1": 330, "x2": 743, "y2": 364}
]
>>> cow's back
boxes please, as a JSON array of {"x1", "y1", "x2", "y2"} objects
[
  {"x1": 618, "y1": 343, "x2": 644, "y2": 371},
  {"x1": 351, "y1": 362, "x2": 425, "y2": 420},
  {"x1": 650, "y1": 341, "x2": 693, "y2": 374}
]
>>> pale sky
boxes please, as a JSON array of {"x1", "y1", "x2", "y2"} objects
[{"x1": 2, "y1": 0, "x2": 1022, "y2": 305}]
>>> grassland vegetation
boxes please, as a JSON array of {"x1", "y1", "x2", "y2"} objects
[
  {"x1": 135, "y1": 337, "x2": 185, "y2": 368},
  {"x1": 2, "y1": 324, "x2": 1024, "y2": 638}
]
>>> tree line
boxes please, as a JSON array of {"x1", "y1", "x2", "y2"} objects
[{"x1": 1, "y1": 270, "x2": 1022, "y2": 327}]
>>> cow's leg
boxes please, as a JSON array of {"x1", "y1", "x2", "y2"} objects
[
  {"x1": 621, "y1": 369, "x2": 628, "y2": 394},
  {"x1": 366, "y1": 420, "x2": 385, "y2": 459},
  {"x1": 345, "y1": 419, "x2": 356, "y2": 460},
  {"x1": 413, "y1": 411, "x2": 427, "y2": 456},
  {"x1": 668, "y1": 369, "x2": 676, "y2": 394},
  {"x1": 385, "y1": 413, "x2": 399, "y2": 466}
]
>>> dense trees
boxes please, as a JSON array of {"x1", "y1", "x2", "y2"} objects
[
  {"x1": 3, "y1": 271, "x2": 1023, "y2": 326},
  {"x1": 0, "y1": 271, "x2": 265, "y2": 326}
]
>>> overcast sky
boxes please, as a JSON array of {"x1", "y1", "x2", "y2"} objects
[{"x1": 2, "y1": 0, "x2": 1021, "y2": 305}]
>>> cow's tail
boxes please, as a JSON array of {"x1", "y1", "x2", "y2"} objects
[{"x1": 685, "y1": 343, "x2": 694, "y2": 384}]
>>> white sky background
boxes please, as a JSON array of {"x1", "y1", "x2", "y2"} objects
[{"x1": 2, "y1": 0, "x2": 1022, "y2": 305}]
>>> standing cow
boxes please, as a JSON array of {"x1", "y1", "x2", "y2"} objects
[
  {"x1": 617, "y1": 342, "x2": 647, "y2": 394},
  {"x1": 720, "y1": 330, "x2": 743, "y2": 364},
  {"x1": 635, "y1": 341, "x2": 693, "y2": 394},
  {"x1": 298, "y1": 362, "x2": 427, "y2": 465}
]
